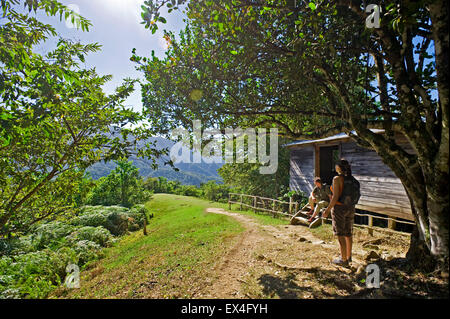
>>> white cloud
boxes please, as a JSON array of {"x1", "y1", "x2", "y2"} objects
[{"x1": 95, "y1": 0, "x2": 143, "y2": 21}]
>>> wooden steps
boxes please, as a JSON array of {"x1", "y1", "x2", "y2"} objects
[{"x1": 290, "y1": 206, "x2": 324, "y2": 228}]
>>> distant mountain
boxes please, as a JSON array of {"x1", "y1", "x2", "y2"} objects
[{"x1": 87, "y1": 136, "x2": 223, "y2": 186}]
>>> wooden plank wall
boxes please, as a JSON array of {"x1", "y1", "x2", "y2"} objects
[
  {"x1": 288, "y1": 133, "x2": 415, "y2": 221},
  {"x1": 289, "y1": 146, "x2": 315, "y2": 197},
  {"x1": 341, "y1": 138, "x2": 414, "y2": 221}
]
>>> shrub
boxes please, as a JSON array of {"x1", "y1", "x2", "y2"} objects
[
  {"x1": 127, "y1": 205, "x2": 149, "y2": 228},
  {"x1": 0, "y1": 288, "x2": 22, "y2": 299},
  {"x1": 85, "y1": 160, "x2": 151, "y2": 208},
  {"x1": 31, "y1": 222, "x2": 77, "y2": 250},
  {"x1": 0, "y1": 204, "x2": 148, "y2": 298},
  {"x1": 66, "y1": 226, "x2": 112, "y2": 247},
  {"x1": 71, "y1": 211, "x2": 107, "y2": 228},
  {"x1": 72, "y1": 206, "x2": 130, "y2": 236},
  {"x1": 200, "y1": 180, "x2": 230, "y2": 202},
  {"x1": 0, "y1": 236, "x2": 35, "y2": 256},
  {"x1": 80, "y1": 205, "x2": 129, "y2": 215},
  {"x1": 74, "y1": 240, "x2": 103, "y2": 265},
  {"x1": 279, "y1": 190, "x2": 307, "y2": 205},
  {"x1": 176, "y1": 185, "x2": 201, "y2": 197},
  {"x1": 51, "y1": 247, "x2": 79, "y2": 279},
  {"x1": 105, "y1": 212, "x2": 129, "y2": 236},
  {"x1": 0, "y1": 248, "x2": 78, "y2": 299}
]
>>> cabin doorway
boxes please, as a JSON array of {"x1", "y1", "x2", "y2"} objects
[{"x1": 319, "y1": 145, "x2": 340, "y2": 185}]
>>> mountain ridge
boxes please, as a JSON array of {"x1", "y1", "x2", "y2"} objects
[{"x1": 87, "y1": 136, "x2": 223, "y2": 186}]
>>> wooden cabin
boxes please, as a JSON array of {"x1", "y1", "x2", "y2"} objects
[{"x1": 285, "y1": 130, "x2": 415, "y2": 222}]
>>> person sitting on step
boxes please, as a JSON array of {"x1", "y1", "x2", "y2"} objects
[{"x1": 307, "y1": 177, "x2": 331, "y2": 222}]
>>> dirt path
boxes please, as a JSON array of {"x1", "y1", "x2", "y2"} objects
[
  {"x1": 59, "y1": 203, "x2": 444, "y2": 299},
  {"x1": 203, "y1": 208, "x2": 410, "y2": 299},
  {"x1": 203, "y1": 208, "x2": 305, "y2": 298}
]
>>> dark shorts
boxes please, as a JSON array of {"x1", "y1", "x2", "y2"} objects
[{"x1": 331, "y1": 204, "x2": 355, "y2": 237}]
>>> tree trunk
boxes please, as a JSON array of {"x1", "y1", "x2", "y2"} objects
[
  {"x1": 406, "y1": 226, "x2": 435, "y2": 272},
  {"x1": 404, "y1": 181, "x2": 449, "y2": 272},
  {"x1": 358, "y1": 132, "x2": 449, "y2": 271},
  {"x1": 143, "y1": 218, "x2": 147, "y2": 236},
  {"x1": 425, "y1": 192, "x2": 449, "y2": 270}
]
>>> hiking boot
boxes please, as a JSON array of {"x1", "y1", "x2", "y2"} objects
[{"x1": 332, "y1": 257, "x2": 349, "y2": 266}]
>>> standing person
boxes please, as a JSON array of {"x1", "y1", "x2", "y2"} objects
[{"x1": 322, "y1": 160, "x2": 360, "y2": 266}]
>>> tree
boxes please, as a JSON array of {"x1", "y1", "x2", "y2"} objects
[
  {"x1": 217, "y1": 140, "x2": 290, "y2": 198},
  {"x1": 143, "y1": 176, "x2": 184, "y2": 194},
  {"x1": 136, "y1": 0, "x2": 448, "y2": 267},
  {"x1": 199, "y1": 180, "x2": 230, "y2": 202},
  {"x1": 87, "y1": 159, "x2": 151, "y2": 208},
  {"x1": 0, "y1": 0, "x2": 161, "y2": 236},
  {"x1": 115, "y1": 159, "x2": 149, "y2": 207}
]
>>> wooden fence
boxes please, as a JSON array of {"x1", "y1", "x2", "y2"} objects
[
  {"x1": 228, "y1": 193, "x2": 415, "y2": 234},
  {"x1": 228, "y1": 193, "x2": 298, "y2": 218}
]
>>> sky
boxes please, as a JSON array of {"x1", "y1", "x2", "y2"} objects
[
  {"x1": 34, "y1": 0, "x2": 187, "y2": 113},
  {"x1": 28, "y1": 1, "x2": 438, "y2": 117}
]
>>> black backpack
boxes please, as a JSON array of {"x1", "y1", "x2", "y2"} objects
[{"x1": 339, "y1": 175, "x2": 361, "y2": 206}]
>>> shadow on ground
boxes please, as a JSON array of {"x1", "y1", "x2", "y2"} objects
[
  {"x1": 257, "y1": 267, "x2": 357, "y2": 299},
  {"x1": 257, "y1": 258, "x2": 449, "y2": 299},
  {"x1": 258, "y1": 273, "x2": 313, "y2": 299}
]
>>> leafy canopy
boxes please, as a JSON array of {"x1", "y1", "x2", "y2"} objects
[{"x1": 0, "y1": 0, "x2": 162, "y2": 236}]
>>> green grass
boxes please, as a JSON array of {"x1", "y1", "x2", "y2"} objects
[
  {"x1": 60, "y1": 194, "x2": 247, "y2": 298},
  {"x1": 56, "y1": 194, "x2": 291, "y2": 298},
  {"x1": 213, "y1": 202, "x2": 289, "y2": 226}
]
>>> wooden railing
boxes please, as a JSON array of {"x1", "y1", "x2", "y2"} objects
[
  {"x1": 228, "y1": 193, "x2": 415, "y2": 234},
  {"x1": 353, "y1": 211, "x2": 415, "y2": 235},
  {"x1": 228, "y1": 193, "x2": 298, "y2": 218}
]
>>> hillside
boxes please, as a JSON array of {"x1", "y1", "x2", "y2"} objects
[
  {"x1": 87, "y1": 137, "x2": 223, "y2": 185},
  {"x1": 57, "y1": 194, "x2": 448, "y2": 299}
]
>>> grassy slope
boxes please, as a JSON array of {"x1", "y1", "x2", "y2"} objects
[
  {"x1": 58, "y1": 194, "x2": 286, "y2": 298},
  {"x1": 214, "y1": 202, "x2": 289, "y2": 226}
]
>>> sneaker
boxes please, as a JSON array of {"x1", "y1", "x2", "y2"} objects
[{"x1": 332, "y1": 257, "x2": 349, "y2": 266}]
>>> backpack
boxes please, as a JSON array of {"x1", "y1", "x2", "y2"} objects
[{"x1": 339, "y1": 175, "x2": 361, "y2": 206}]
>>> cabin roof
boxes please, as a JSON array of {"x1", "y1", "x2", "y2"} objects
[{"x1": 284, "y1": 129, "x2": 385, "y2": 148}]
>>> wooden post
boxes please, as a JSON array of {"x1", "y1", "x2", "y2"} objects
[
  {"x1": 294, "y1": 202, "x2": 299, "y2": 215},
  {"x1": 272, "y1": 200, "x2": 276, "y2": 217},
  {"x1": 289, "y1": 196, "x2": 293, "y2": 215},
  {"x1": 240, "y1": 194, "x2": 243, "y2": 211},
  {"x1": 388, "y1": 217, "x2": 397, "y2": 230},
  {"x1": 143, "y1": 218, "x2": 147, "y2": 236},
  {"x1": 368, "y1": 215, "x2": 373, "y2": 236},
  {"x1": 314, "y1": 144, "x2": 320, "y2": 178},
  {"x1": 253, "y1": 196, "x2": 257, "y2": 213}
]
